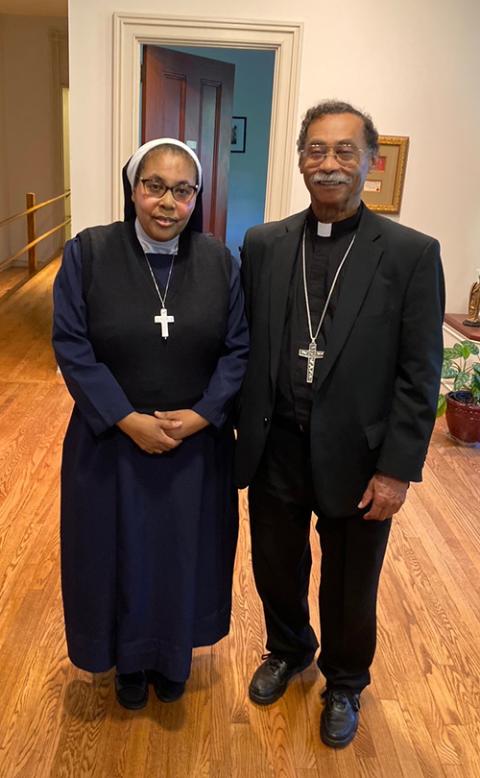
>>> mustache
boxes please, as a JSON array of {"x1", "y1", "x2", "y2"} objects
[{"x1": 310, "y1": 172, "x2": 353, "y2": 185}]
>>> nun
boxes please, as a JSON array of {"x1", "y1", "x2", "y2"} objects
[{"x1": 53, "y1": 138, "x2": 249, "y2": 709}]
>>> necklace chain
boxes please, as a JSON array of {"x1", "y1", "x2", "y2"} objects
[
  {"x1": 301, "y1": 227, "x2": 356, "y2": 343},
  {"x1": 144, "y1": 252, "x2": 175, "y2": 308}
]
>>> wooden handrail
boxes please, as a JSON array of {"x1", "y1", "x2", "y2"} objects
[
  {"x1": 0, "y1": 218, "x2": 71, "y2": 273},
  {"x1": 0, "y1": 190, "x2": 70, "y2": 230},
  {"x1": 0, "y1": 190, "x2": 71, "y2": 294}
]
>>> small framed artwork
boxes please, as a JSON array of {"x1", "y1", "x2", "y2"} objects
[
  {"x1": 231, "y1": 116, "x2": 247, "y2": 153},
  {"x1": 362, "y1": 135, "x2": 409, "y2": 213}
]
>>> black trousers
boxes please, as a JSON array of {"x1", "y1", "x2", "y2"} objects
[{"x1": 248, "y1": 418, "x2": 391, "y2": 694}]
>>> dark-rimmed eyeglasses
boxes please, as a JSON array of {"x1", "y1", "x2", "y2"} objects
[
  {"x1": 300, "y1": 144, "x2": 366, "y2": 165},
  {"x1": 140, "y1": 178, "x2": 199, "y2": 203}
]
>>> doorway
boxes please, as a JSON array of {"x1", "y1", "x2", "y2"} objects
[
  {"x1": 142, "y1": 45, "x2": 275, "y2": 256},
  {"x1": 112, "y1": 14, "x2": 302, "y2": 227}
]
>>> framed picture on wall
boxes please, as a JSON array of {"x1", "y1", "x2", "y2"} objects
[
  {"x1": 231, "y1": 116, "x2": 247, "y2": 153},
  {"x1": 362, "y1": 135, "x2": 409, "y2": 213}
]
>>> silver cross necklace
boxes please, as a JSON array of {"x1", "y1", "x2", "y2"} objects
[
  {"x1": 299, "y1": 226, "x2": 356, "y2": 383},
  {"x1": 144, "y1": 253, "x2": 176, "y2": 338}
]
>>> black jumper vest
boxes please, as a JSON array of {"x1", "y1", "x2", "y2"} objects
[{"x1": 78, "y1": 221, "x2": 231, "y2": 413}]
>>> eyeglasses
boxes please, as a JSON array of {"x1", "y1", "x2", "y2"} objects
[
  {"x1": 300, "y1": 144, "x2": 366, "y2": 165},
  {"x1": 140, "y1": 178, "x2": 199, "y2": 203}
]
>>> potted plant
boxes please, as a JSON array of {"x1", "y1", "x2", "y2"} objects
[{"x1": 437, "y1": 339, "x2": 480, "y2": 445}]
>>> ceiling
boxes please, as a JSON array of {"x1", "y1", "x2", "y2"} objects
[{"x1": 0, "y1": 0, "x2": 67, "y2": 16}]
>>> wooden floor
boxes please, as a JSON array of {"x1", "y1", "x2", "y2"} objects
[
  {"x1": 0, "y1": 260, "x2": 479, "y2": 778},
  {"x1": 0, "y1": 267, "x2": 29, "y2": 299},
  {"x1": 0, "y1": 259, "x2": 59, "y2": 303}
]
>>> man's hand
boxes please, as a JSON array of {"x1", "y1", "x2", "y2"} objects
[
  {"x1": 155, "y1": 409, "x2": 209, "y2": 440},
  {"x1": 358, "y1": 473, "x2": 409, "y2": 521},
  {"x1": 117, "y1": 411, "x2": 183, "y2": 454}
]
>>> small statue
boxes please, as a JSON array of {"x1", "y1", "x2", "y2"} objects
[{"x1": 464, "y1": 269, "x2": 480, "y2": 327}]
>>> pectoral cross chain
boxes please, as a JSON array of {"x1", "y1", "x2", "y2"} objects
[
  {"x1": 299, "y1": 225, "x2": 357, "y2": 385},
  {"x1": 154, "y1": 307, "x2": 174, "y2": 339},
  {"x1": 298, "y1": 340, "x2": 324, "y2": 384}
]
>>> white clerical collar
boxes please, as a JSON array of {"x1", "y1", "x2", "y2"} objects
[
  {"x1": 317, "y1": 221, "x2": 332, "y2": 237},
  {"x1": 135, "y1": 218, "x2": 179, "y2": 255}
]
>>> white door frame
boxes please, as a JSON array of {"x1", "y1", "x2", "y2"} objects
[{"x1": 112, "y1": 13, "x2": 303, "y2": 223}]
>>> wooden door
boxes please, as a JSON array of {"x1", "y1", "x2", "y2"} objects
[{"x1": 142, "y1": 46, "x2": 235, "y2": 241}]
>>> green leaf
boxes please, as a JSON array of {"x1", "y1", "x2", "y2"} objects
[
  {"x1": 472, "y1": 363, "x2": 480, "y2": 375},
  {"x1": 442, "y1": 347, "x2": 456, "y2": 362},
  {"x1": 452, "y1": 342, "x2": 465, "y2": 357},
  {"x1": 460, "y1": 339, "x2": 479, "y2": 355},
  {"x1": 436, "y1": 394, "x2": 447, "y2": 417},
  {"x1": 471, "y1": 373, "x2": 480, "y2": 402},
  {"x1": 471, "y1": 373, "x2": 480, "y2": 394},
  {"x1": 441, "y1": 366, "x2": 457, "y2": 379},
  {"x1": 461, "y1": 342, "x2": 477, "y2": 359},
  {"x1": 453, "y1": 371, "x2": 471, "y2": 390}
]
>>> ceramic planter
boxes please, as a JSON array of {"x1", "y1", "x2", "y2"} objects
[{"x1": 445, "y1": 391, "x2": 480, "y2": 445}]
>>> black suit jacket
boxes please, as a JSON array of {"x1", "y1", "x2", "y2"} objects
[{"x1": 234, "y1": 206, "x2": 445, "y2": 517}]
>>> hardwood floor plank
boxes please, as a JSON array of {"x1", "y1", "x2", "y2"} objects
[
  {"x1": 230, "y1": 721, "x2": 275, "y2": 778},
  {"x1": 442, "y1": 723, "x2": 480, "y2": 777},
  {"x1": 381, "y1": 698, "x2": 428, "y2": 777},
  {"x1": 392, "y1": 686, "x2": 448, "y2": 778}
]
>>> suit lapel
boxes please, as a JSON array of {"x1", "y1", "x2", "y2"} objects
[
  {"x1": 269, "y1": 210, "x2": 307, "y2": 388},
  {"x1": 314, "y1": 208, "x2": 385, "y2": 392}
]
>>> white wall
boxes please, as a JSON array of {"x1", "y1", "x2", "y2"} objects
[
  {"x1": 69, "y1": 0, "x2": 480, "y2": 311},
  {"x1": 0, "y1": 14, "x2": 68, "y2": 265}
]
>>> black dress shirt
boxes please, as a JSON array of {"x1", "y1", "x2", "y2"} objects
[{"x1": 275, "y1": 205, "x2": 362, "y2": 427}]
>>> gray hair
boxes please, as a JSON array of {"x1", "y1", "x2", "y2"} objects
[{"x1": 297, "y1": 100, "x2": 379, "y2": 156}]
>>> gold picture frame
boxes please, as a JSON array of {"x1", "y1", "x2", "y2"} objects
[{"x1": 362, "y1": 135, "x2": 409, "y2": 213}]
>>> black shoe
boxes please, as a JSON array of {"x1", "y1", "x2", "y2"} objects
[
  {"x1": 149, "y1": 670, "x2": 186, "y2": 703},
  {"x1": 115, "y1": 671, "x2": 148, "y2": 710},
  {"x1": 248, "y1": 653, "x2": 313, "y2": 705},
  {"x1": 320, "y1": 689, "x2": 360, "y2": 748}
]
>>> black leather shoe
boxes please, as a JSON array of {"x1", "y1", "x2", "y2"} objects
[
  {"x1": 149, "y1": 670, "x2": 186, "y2": 703},
  {"x1": 320, "y1": 689, "x2": 360, "y2": 748},
  {"x1": 249, "y1": 653, "x2": 313, "y2": 705},
  {"x1": 115, "y1": 671, "x2": 148, "y2": 710}
]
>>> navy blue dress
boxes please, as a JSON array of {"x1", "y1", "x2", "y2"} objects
[{"x1": 53, "y1": 235, "x2": 249, "y2": 682}]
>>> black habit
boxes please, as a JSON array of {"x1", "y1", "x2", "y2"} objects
[{"x1": 53, "y1": 222, "x2": 249, "y2": 681}]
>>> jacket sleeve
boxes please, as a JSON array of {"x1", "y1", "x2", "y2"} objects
[
  {"x1": 192, "y1": 253, "x2": 249, "y2": 428},
  {"x1": 52, "y1": 237, "x2": 135, "y2": 435},
  {"x1": 376, "y1": 238, "x2": 445, "y2": 481}
]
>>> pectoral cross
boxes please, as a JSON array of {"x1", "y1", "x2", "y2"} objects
[
  {"x1": 154, "y1": 308, "x2": 174, "y2": 339},
  {"x1": 298, "y1": 340, "x2": 324, "y2": 384}
]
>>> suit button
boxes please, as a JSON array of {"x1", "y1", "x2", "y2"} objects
[{"x1": 264, "y1": 417, "x2": 269, "y2": 425}]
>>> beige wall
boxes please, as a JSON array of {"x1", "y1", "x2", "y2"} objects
[
  {"x1": 69, "y1": 0, "x2": 480, "y2": 311},
  {"x1": 0, "y1": 13, "x2": 68, "y2": 265}
]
